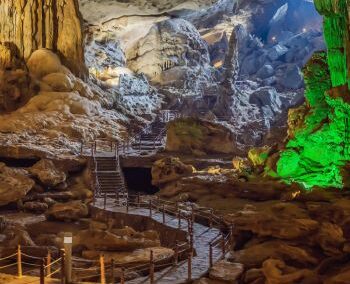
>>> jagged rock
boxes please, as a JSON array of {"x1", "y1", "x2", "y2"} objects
[
  {"x1": 0, "y1": 1, "x2": 87, "y2": 77},
  {"x1": 277, "y1": 64, "x2": 304, "y2": 89},
  {"x1": 230, "y1": 240, "x2": 318, "y2": 267},
  {"x1": 324, "y1": 265, "x2": 350, "y2": 284},
  {"x1": 1, "y1": 224, "x2": 35, "y2": 247},
  {"x1": 313, "y1": 222, "x2": 345, "y2": 256},
  {"x1": 262, "y1": 259, "x2": 314, "y2": 284},
  {"x1": 227, "y1": 203, "x2": 318, "y2": 240},
  {"x1": 82, "y1": 247, "x2": 174, "y2": 265},
  {"x1": 75, "y1": 229, "x2": 160, "y2": 251},
  {"x1": 0, "y1": 163, "x2": 34, "y2": 206},
  {"x1": 23, "y1": 202, "x2": 49, "y2": 214},
  {"x1": 244, "y1": 268, "x2": 265, "y2": 283},
  {"x1": 0, "y1": 68, "x2": 37, "y2": 112},
  {"x1": 29, "y1": 159, "x2": 66, "y2": 187},
  {"x1": 209, "y1": 261, "x2": 244, "y2": 283},
  {"x1": 257, "y1": 65, "x2": 275, "y2": 79},
  {"x1": 166, "y1": 118, "x2": 238, "y2": 155},
  {"x1": 152, "y1": 157, "x2": 195, "y2": 186},
  {"x1": 267, "y1": 45, "x2": 288, "y2": 61},
  {"x1": 46, "y1": 200, "x2": 88, "y2": 221}
]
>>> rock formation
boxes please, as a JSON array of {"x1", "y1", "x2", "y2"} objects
[
  {"x1": 276, "y1": 0, "x2": 350, "y2": 189},
  {"x1": 0, "y1": 0, "x2": 87, "y2": 78},
  {"x1": 166, "y1": 118, "x2": 239, "y2": 155}
]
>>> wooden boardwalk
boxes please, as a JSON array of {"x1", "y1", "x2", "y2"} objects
[{"x1": 93, "y1": 198, "x2": 225, "y2": 284}]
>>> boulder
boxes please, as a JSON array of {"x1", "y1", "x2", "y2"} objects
[
  {"x1": 41, "y1": 73, "x2": 74, "y2": 92},
  {"x1": 230, "y1": 240, "x2": 318, "y2": 267},
  {"x1": 249, "y1": 87, "x2": 282, "y2": 112},
  {"x1": 277, "y1": 64, "x2": 304, "y2": 89},
  {"x1": 75, "y1": 229, "x2": 160, "y2": 251},
  {"x1": 23, "y1": 202, "x2": 49, "y2": 214},
  {"x1": 256, "y1": 64, "x2": 275, "y2": 79},
  {"x1": 209, "y1": 261, "x2": 244, "y2": 283},
  {"x1": 82, "y1": 247, "x2": 174, "y2": 265},
  {"x1": 267, "y1": 44, "x2": 288, "y2": 61},
  {"x1": 29, "y1": 159, "x2": 66, "y2": 187},
  {"x1": 0, "y1": 163, "x2": 34, "y2": 206},
  {"x1": 262, "y1": 259, "x2": 314, "y2": 284},
  {"x1": 46, "y1": 200, "x2": 88, "y2": 221},
  {"x1": 227, "y1": 203, "x2": 318, "y2": 240},
  {"x1": 152, "y1": 157, "x2": 195, "y2": 186},
  {"x1": 166, "y1": 118, "x2": 238, "y2": 155},
  {"x1": 27, "y1": 49, "x2": 66, "y2": 79}
]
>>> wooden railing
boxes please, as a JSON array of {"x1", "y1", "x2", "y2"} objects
[
  {"x1": 95, "y1": 194, "x2": 234, "y2": 280},
  {"x1": 0, "y1": 246, "x2": 63, "y2": 284}
]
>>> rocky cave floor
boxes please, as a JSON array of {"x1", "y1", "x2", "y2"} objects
[{"x1": 1, "y1": 151, "x2": 350, "y2": 283}]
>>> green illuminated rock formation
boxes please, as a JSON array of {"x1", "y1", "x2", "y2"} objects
[{"x1": 276, "y1": 0, "x2": 350, "y2": 189}]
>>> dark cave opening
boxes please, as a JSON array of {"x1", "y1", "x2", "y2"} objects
[
  {"x1": 0, "y1": 157, "x2": 40, "y2": 167},
  {"x1": 122, "y1": 167, "x2": 159, "y2": 195}
]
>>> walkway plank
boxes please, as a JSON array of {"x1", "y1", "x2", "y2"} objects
[{"x1": 93, "y1": 199, "x2": 223, "y2": 284}]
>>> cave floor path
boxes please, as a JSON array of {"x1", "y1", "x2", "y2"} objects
[{"x1": 93, "y1": 198, "x2": 223, "y2": 284}]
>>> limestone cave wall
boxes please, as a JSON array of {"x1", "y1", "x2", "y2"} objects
[
  {"x1": 0, "y1": 0, "x2": 87, "y2": 77},
  {"x1": 276, "y1": 0, "x2": 350, "y2": 189}
]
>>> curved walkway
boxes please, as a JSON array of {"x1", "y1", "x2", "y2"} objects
[{"x1": 92, "y1": 198, "x2": 227, "y2": 283}]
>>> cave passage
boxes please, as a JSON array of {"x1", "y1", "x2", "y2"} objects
[
  {"x1": 122, "y1": 167, "x2": 159, "y2": 195},
  {"x1": 0, "y1": 157, "x2": 40, "y2": 167}
]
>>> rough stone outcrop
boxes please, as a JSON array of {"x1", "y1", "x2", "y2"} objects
[
  {"x1": 166, "y1": 118, "x2": 238, "y2": 155},
  {"x1": 276, "y1": 1, "x2": 350, "y2": 189},
  {"x1": 0, "y1": 163, "x2": 34, "y2": 206},
  {"x1": 152, "y1": 157, "x2": 195, "y2": 186},
  {"x1": 46, "y1": 200, "x2": 89, "y2": 221},
  {"x1": 75, "y1": 228, "x2": 160, "y2": 251},
  {"x1": 29, "y1": 159, "x2": 66, "y2": 187},
  {"x1": 0, "y1": 0, "x2": 87, "y2": 78}
]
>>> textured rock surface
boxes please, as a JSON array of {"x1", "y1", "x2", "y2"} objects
[
  {"x1": 276, "y1": 1, "x2": 350, "y2": 189},
  {"x1": 0, "y1": 0, "x2": 87, "y2": 78},
  {"x1": 75, "y1": 228, "x2": 160, "y2": 251},
  {"x1": 46, "y1": 200, "x2": 89, "y2": 221},
  {"x1": 166, "y1": 118, "x2": 239, "y2": 155},
  {"x1": 0, "y1": 163, "x2": 34, "y2": 206},
  {"x1": 29, "y1": 159, "x2": 66, "y2": 187},
  {"x1": 209, "y1": 261, "x2": 244, "y2": 282},
  {"x1": 152, "y1": 157, "x2": 195, "y2": 186}
]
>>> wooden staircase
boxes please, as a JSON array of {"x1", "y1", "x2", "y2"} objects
[
  {"x1": 131, "y1": 119, "x2": 166, "y2": 151},
  {"x1": 92, "y1": 153, "x2": 128, "y2": 200}
]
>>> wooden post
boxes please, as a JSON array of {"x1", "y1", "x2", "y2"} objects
[
  {"x1": 126, "y1": 197, "x2": 129, "y2": 213},
  {"x1": 60, "y1": 249, "x2": 65, "y2": 284},
  {"x1": 137, "y1": 193, "x2": 140, "y2": 208},
  {"x1": 174, "y1": 242, "x2": 179, "y2": 265},
  {"x1": 100, "y1": 255, "x2": 106, "y2": 284},
  {"x1": 162, "y1": 204, "x2": 165, "y2": 224},
  {"x1": 187, "y1": 250, "x2": 192, "y2": 281},
  {"x1": 110, "y1": 259, "x2": 115, "y2": 284},
  {"x1": 209, "y1": 210, "x2": 213, "y2": 228},
  {"x1": 221, "y1": 233, "x2": 226, "y2": 257},
  {"x1": 209, "y1": 243, "x2": 213, "y2": 268},
  {"x1": 104, "y1": 193, "x2": 107, "y2": 209},
  {"x1": 190, "y1": 231, "x2": 194, "y2": 249},
  {"x1": 120, "y1": 268, "x2": 125, "y2": 284},
  {"x1": 149, "y1": 200, "x2": 152, "y2": 217},
  {"x1": 191, "y1": 204, "x2": 195, "y2": 223},
  {"x1": 149, "y1": 250, "x2": 154, "y2": 284},
  {"x1": 17, "y1": 245, "x2": 22, "y2": 278},
  {"x1": 63, "y1": 233, "x2": 72, "y2": 283},
  {"x1": 46, "y1": 250, "x2": 51, "y2": 277},
  {"x1": 40, "y1": 258, "x2": 45, "y2": 284},
  {"x1": 178, "y1": 209, "x2": 181, "y2": 228}
]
